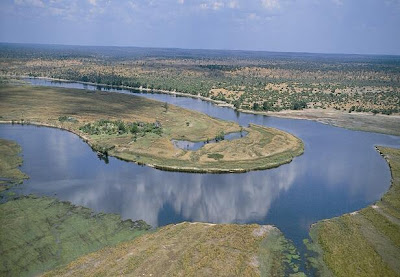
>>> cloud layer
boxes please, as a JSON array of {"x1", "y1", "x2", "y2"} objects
[{"x1": 0, "y1": 0, "x2": 399, "y2": 54}]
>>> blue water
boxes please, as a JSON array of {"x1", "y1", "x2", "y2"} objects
[
  {"x1": 1, "y1": 78, "x2": 399, "y2": 254},
  {"x1": 172, "y1": 131, "x2": 248, "y2": 151}
]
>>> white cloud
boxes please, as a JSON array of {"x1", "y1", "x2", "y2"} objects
[
  {"x1": 88, "y1": 0, "x2": 97, "y2": 6},
  {"x1": 178, "y1": 0, "x2": 184, "y2": 4},
  {"x1": 199, "y1": 1, "x2": 224, "y2": 10},
  {"x1": 261, "y1": 0, "x2": 280, "y2": 10},
  {"x1": 332, "y1": 0, "x2": 343, "y2": 6},
  {"x1": 247, "y1": 13, "x2": 260, "y2": 20},
  {"x1": 128, "y1": 1, "x2": 138, "y2": 10},
  {"x1": 14, "y1": 0, "x2": 45, "y2": 8},
  {"x1": 199, "y1": 3, "x2": 208, "y2": 9},
  {"x1": 212, "y1": 1, "x2": 224, "y2": 10},
  {"x1": 228, "y1": 0, "x2": 238, "y2": 9}
]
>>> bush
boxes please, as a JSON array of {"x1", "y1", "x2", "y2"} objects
[
  {"x1": 207, "y1": 153, "x2": 224, "y2": 160},
  {"x1": 79, "y1": 120, "x2": 162, "y2": 136}
]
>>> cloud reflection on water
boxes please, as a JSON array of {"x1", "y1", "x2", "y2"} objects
[
  {"x1": 54, "y1": 160, "x2": 300, "y2": 227},
  {"x1": 0, "y1": 99, "x2": 397, "y2": 244}
]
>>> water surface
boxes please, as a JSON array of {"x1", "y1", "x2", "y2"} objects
[
  {"x1": 2, "y1": 78, "x2": 400, "y2": 250},
  {"x1": 172, "y1": 131, "x2": 248, "y2": 151}
]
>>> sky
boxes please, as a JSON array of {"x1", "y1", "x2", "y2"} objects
[{"x1": 0, "y1": 0, "x2": 399, "y2": 55}]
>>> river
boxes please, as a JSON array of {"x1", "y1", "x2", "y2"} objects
[{"x1": 1, "y1": 78, "x2": 399, "y2": 255}]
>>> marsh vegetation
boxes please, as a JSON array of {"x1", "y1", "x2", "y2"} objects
[{"x1": 0, "y1": 138, "x2": 28, "y2": 192}]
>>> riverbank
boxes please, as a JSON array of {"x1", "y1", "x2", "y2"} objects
[
  {"x1": 0, "y1": 195, "x2": 151, "y2": 277},
  {"x1": 265, "y1": 109, "x2": 400, "y2": 137},
  {"x1": 15, "y1": 76, "x2": 400, "y2": 136},
  {"x1": 43, "y1": 222, "x2": 304, "y2": 277},
  {"x1": 0, "y1": 138, "x2": 151, "y2": 276},
  {"x1": 8, "y1": 75, "x2": 235, "y2": 107},
  {"x1": 0, "y1": 138, "x2": 28, "y2": 192},
  {"x1": 306, "y1": 146, "x2": 400, "y2": 276},
  {"x1": 0, "y1": 83, "x2": 304, "y2": 173}
]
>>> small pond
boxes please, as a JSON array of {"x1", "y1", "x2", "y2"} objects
[{"x1": 172, "y1": 131, "x2": 248, "y2": 151}]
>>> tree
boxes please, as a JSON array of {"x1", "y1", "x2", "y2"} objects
[
  {"x1": 253, "y1": 102, "x2": 260, "y2": 111},
  {"x1": 292, "y1": 101, "x2": 307, "y2": 110},
  {"x1": 215, "y1": 131, "x2": 225, "y2": 141},
  {"x1": 263, "y1": 101, "x2": 272, "y2": 111}
]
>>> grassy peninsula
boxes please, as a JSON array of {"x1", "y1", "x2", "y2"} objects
[
  {"x1": 305, "y1": 147, "x2": 400, "y2": 276},
  {"x1": 0, "y1": 83, "x2": 303, "y2": 173},
  {"x1": 43, "y1": 223, "x2": 304, "y2": 277}
]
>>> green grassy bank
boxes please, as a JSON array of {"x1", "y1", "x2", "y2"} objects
[
  {"x1": 306, "y1": 147, "x2": 400, "y2": 276},
  {"x1": 0, "y1": 138, "x2": 28, "y2": 192},
  {"x1": 43, "y1": 223, "x2": 304, "y2": 277},
  {"x1": 0, "y1": 196, "x2": 150, "y2": 277}
]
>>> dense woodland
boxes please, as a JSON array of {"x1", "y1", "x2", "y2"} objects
[{"x1": 1, "y1": 43, "x2": 399, "y2": 115}]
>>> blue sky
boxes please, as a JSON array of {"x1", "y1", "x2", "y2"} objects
[{"x1": 0, "y1": 0, "x2": 399, "y2": 55}]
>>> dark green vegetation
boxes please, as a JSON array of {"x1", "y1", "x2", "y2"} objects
[
  {"x1": 0, "y1": 83, "x2": 304, "y2": 173},
  {"x1": 58, "y1": 115, "x2": 78, "y2": 123},
  {"x1": 79, "y1": 119, "x2": 162, "y2": 136},
  {"x1": 207, "y1": 153, "x2": 224, "y2": 160},
  {"x1": 0, "y1": 138, "x2": 28, "y2": 192},
  {"x1": 1, "y1": 43, "x2": 399, "y2": 116},
  {"x1": 306, "y1": 147, "x2": 400, "y2": 276}
]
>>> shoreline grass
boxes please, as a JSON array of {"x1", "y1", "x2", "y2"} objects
[
  {"x1": 0, "y1": 138, "x2": 28, "y2": 192},
  {"x1": 0, "y1": 195, "x2": 151, "y2": 277},
  {"x1": 43, "y1": 223, "x2": 305, "y2": 277},
  {"x1": 0, "y1": 138, "x2": 151, "y2": 277},
  {"x1": 306, "y1": 146, "x2": 400, "y2": 276}
]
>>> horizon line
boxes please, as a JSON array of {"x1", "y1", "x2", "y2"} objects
[{"x1": 0, "y1": 41, "x2": 399, "y2": 57}]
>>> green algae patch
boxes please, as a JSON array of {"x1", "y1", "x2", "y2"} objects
[
  {"x1": 0, "y1": 195, "x2": 150, "y2": 277},
  {"x1": 259, "y1": 227, "x2": 304, "y2": 276}
]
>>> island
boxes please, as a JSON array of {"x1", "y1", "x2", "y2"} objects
[{"x1": 0, "y1": 82, "x2": 304, "y2": 173}]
